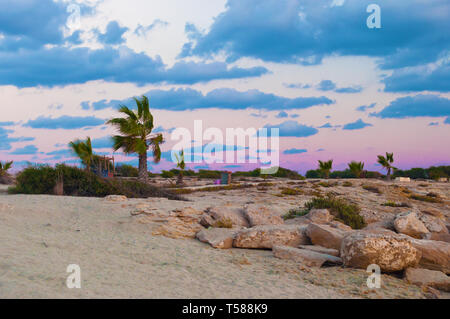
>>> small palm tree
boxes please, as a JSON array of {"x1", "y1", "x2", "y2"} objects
[
  {"x1": 318, "y1": 160, "x2": 333, "y2": 179},
  {"x1": 69, "y1": 137, "x2": 94, "y2": 171},
  {"x1": 377, "y1": 152, "x2": 395, "y2": 180},
  {"x1": 175, "y1": 150, "x2": 186, "y2": 185},
  {"x1": 348, "y1": 161, "x2": 365, "y2": 178},
  {"x1": 0, "y1": 161, "x2": 13, "y2": 176},
  {"x1": 107, "y1": 96, "x2": 164, "y2": 182}
]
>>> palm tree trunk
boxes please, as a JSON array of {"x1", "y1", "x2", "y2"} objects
[
  {"x1": 177, "y1": 171, "x2": 184, "y2": 185},
  {"x1": 387, "y1": 168, "x2": 391, "y2": 180},
  {"x1": 138, "y1": 152, "x2": 148, "y2": 183}
]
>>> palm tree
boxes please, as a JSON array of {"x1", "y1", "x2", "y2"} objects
[
  {"x1": 377, "y1": 152, "x2": 395, "y2": 180},
  {"x1": 0, "y1": 161, "x2": 13, "y2": 176},
  {"x1": 318, "y1": 160, "x2": 333, "y2": 179},
  {"x1": 107, "y1": 96, "x2": 164, "y2": 182},
  {"x1": 348, "y1": 161, "x2": 365, "y2": 178},
  {"x1": 175, "y1": 150, "x2": 186, "y2": 185},
  {"x1": 69, "y1": 137, "x2": 94, "y2": 171}
]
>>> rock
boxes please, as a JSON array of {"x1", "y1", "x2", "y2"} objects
[
  {"x1": 152, "y1": 217, "x2": 203, "y2": 239},
  {"x1": 394, "y1": 211, "x2": 429, "y2": 239},
  {"x1": 405, "y1": 268, "x2": 450, "y2": 292},
  {"x1": 305, "y1": 223, "x2": 350, "y2": 250},
  {"x1": 244, "y1": 204, "x2": 284, "y2": 227},
  {"x1": 205, "y1": 206, "x2": 249, "y2": 228},
  {"x1": 273, "y1": 245, "x2": 342, "y2": 267},
  {"x1": 104, "y1": 195, "x2": 127, "y2": 202},
  {"x1": 421, "y1": 208, "x2": 445, "y2": 220},
  {"x1": 233, "y1": 225, "x2": 309, "y2": 249},
  {"x1": 200, "y1": 214, "x2": 216, "y2": 228},
  {"x1": 424, "y1": 233, "x2": 450, "y2": 243},
  {"x1": 340, "y1": 232, "x2": 421, "y2": 272},
  {"x1": 418, "y1": 214, "x2": 448, "y2": 234},
  {"x1": 306, "y1": 209, "x2": 333, "y2": 224},
  {"x1": 329, "y1": 220, "x2": 353, "y2": 231},
  {"x1": 284, "y1": 216, "x2": 311, "y2": 226},
  {"x1": 171, "y1": 207, "x2": 203, "y2": 223},
  {"x1": 196, "y1": 228, "x2": 238, "y2": 249},
  {"x1": 411, "y1": 239, "x2": 450, "y2": 274},
  {"x1": 298, "y1": 245, "x2": 340, "y2": 257}
]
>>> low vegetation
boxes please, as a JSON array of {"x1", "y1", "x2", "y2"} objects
[
  {"x1": 280, "y1": 187, "x2": 303, "y2": 196},
  {"x1": 8, "y1": 165, "x2": 184, "y2": 200},
  {"x1": 409, "y1": 193, "x2": 443, "y2": 203},
  {"x1": 381, "y1": 201, "x2": 410, "y2": 208},
  {"x1": 362, "y1": 184, "x2": 382, "y2": 194},
  {"x1": 0, "y1": 161, "x2": 14, "y2": 184},
  {"x1": 304, "y1": 195, "x2": 366, "y2": 229},
  {"x1": 283, "y1": 208, "x2": 309, "y2": 220}
]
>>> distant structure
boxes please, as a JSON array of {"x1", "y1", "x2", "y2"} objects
[{"x1": 395, "y1": 177, "x2": 411, "y2": 182}]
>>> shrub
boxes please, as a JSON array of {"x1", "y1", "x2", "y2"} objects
[
  {"x1": 214, "y1": 218, "x2": 233, "y2": 228},
  {"x1": 342, "y1": 181, "x2": 353, "y2": 187},
  {"x1": 283, "y1": 208, "x2": 309, "y2": 220},
  {"x1": 9, "y1": 165, "x2": 184, "y2": 200},
  {"x1": 304, "y1": 195, "x2": 366, "y2": 229},
  {"x1": 362, "y1": 184, "x2": 382, "y2": 194},
  {"x1": 410, "y1": 194, "x2": 443, "y2": 203},
  {"x1": 382, "y1": 201, "x2": 410, "y2": 208},
  {"x1": 197, "y1": 169, "x2": 221, "y2": 179},
  {"x1": 280, "y1": 187, "x2": 302, "y2": 195},
  {"x1": 161, "y1": 170, "x2": 175, "y2": 178},
  {"x1": 115, "y1": 164, "x2": 139, "y2": 177}
]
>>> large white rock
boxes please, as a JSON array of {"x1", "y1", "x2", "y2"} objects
[
  {"x1": 410, "y1": 239, "x2": 450, "y2": 274},
  {"x1": 244, "y1": 204, "x2": 284, "y2": 227},
  {"x1": 405, "y1": 268, "x2": 450, "y2": 292},
  {"x1": 233, "y1": 225, "x2": 309, "y2": 249},
  {"x1": 340, "y1": 232, "x2": 421, "y2": 272},
  {"x1": 394, "y1": 211, "x2": 429, "y2": 239},
  {"x1": 305, "y1": 223, "x2": 350, "y2": 250},
  {"x1": 203, "y1": 206, "x2": 250, "y2": 228},
  {"x1": 196, "y1": 228, "x2": 238, "y2": 249}
]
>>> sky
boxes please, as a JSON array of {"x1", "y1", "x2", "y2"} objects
[{"x1": 0, "y1": 0, "x2": 449, "y2": 174}]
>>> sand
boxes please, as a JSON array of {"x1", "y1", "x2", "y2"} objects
[{"x1": 0, "y1": 180, "x2": 441, "y2": 299}]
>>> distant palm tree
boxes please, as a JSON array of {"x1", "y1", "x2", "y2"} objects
[
  {"x1": 175, "y1": 150, "x2": 186, "y2": 185},
  {"x1": 377, "y1": 152, "x2": 395, "y2": 180},
  {"x1": 69, "y1": 137, "x2": 93, "y2": 171},
  {"x1": 318, "y1": 160, "x2": 333, "y2": 179},
  {"x1": 0, "y1": 161, "x2": 13, "y2": 176},
  {"x1": 107, "y1": 96, "x2": 164, "y2": 182},
  {"x1": 348, "y1": 161, "x2": 365, "y2": 178}
]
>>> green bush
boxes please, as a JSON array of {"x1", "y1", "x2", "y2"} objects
[
  {"x1": 9, "y1": 165, "x2": 184, "y2": 200},
  {"x1": 161, "y1": 170, "x2": 175, "y2": 178},
  {"x1": 304, "y1": 195, "x2": 366, "y2": 229},
  {"x1": 115, "y1": 164, "x2": 139, "y2": 177}
]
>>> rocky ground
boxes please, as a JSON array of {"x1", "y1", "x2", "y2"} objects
[{"x1": 0, "y1": 178, "x2": 449, "y2": 299}]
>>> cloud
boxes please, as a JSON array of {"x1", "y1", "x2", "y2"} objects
[
  {"x1": 283, "y1": 148, "x2": 307, "y2": 155},
  {"x1": 356, "y1": 103, "x2": 376, "y2": 112},
  {"x1": 383, "y1": 61, "x2": 450, "y2": 93},
  {"x1": 10, "y1": 145, "x2": 38, "y2": 155},
  {"x1": 445, "y1": 117, "x2": 450, "y2": 125},
  {"x1": 24, "y1": 116, "x2": 105, "y2": 129},
  {"x1": 276, "y1": 111, "x2": 288, "y2": 118},
  {"x1": 83, "y1": 87, "x2": 334, "y2": 111},
  {"x1": 372, "y1": 94, "x2": 450, "y2": 119},
  {"x1": 0, "y1": 46, "x2": 269, "y2": 88},
  {"x1": 317, "y1": 80, "x2": 363, "y2": 93},
  {"x1": 342, "y1": 119, "x2": 373, "y2": 130},
  {"x1": 182, "y1": 0, "x2": 449, "y2": 70},
  {"x1": 264, "y1": 121, "x2": 319, "y2": 137},
  {"x1": 97, "y1": 21, "x2": 129, "y2": 45},
  {"x1": 134, "y1": 19, "x2": 169, "y2": 36},
  {"x1": 0, "y1": 127, "x2": 35, "y2": 151}
]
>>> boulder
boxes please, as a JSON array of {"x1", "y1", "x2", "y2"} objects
[
  {"x1": 306, "y1": 209, "x2": 333, "y2": 224},
  {"x1": 233, "y1": 225, "x2": 309, "y2": 249},
  {"x1": 104, "y1": 195, "x2": 127, "y2": 202},
  {"x1": 421, "y1": 208, "x2": 445, "y2": 220},
  {"x1": 152, "y1": 217, "x2": 203, "y2": 239},
  {"x1": 340, "y1": 232, "x2": 421, "y2": 272},
  {"x1": 329, "y1": 220, "x2": 353, "y2": 231},
  {"x1": 394, "y1": 211, "x2": 429, "y2": 239},
  {"x1": 273, "y1": 245, "x2": 342, "y2": 267},
  {"x1": 298, "y1": 245, "x2": 340, "y2": 257},
  {"x1": 405, "y1": 268, "x2": 450, "y2": 292},
  {"x1": 196, "y1": 228, "x2": 238, "y2": 249},
  {"x1": 305, "y1": 223, "x2": 350, "y2": 250},
  {"x1": 424, "y1": 233, "x2": 450, "y2": 243},
  {"x1": 418, "y1": 214, "x2": 448, "y2": 234},
  {"x1": 244, "y1": 205, "x2": 284, "y2": 227},
  {"x1": 204, "y1": 206, "x2": 249, "y2": 228},
  {"x1": 411, "y1": 239, "x2": 450, "y2": 274}
]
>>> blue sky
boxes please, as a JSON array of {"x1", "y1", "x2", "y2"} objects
[{"x1": 0, "y1": 0, "x2": 449, "y2": 173}]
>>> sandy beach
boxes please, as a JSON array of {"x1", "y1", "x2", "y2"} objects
[{"x1": 3, "y1": 178, "x2": 446, "y2": 299}]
